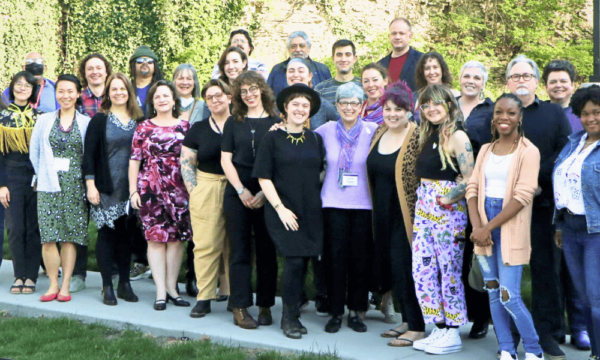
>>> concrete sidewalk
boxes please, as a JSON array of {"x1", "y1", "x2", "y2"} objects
[{"x1": 0, "y1": 260, "x2": 589, "y2": 360}]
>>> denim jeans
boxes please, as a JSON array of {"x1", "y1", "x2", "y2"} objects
[
  {"x1": 559, "y1": 212, "x2": 600, "y2": 357},
  {"x1": 478, "y1": 197, "x2": 543, "y2": 355}
]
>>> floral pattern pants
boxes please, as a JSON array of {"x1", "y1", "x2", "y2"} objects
[{"x1": 412, "y1": 180, "x2": 468, "y2": 326}]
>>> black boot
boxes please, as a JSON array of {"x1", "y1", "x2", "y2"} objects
[
  {"x1": 281, "y1": 305, "x2": 302, "y2": 339},
  {"x1": 186, "y1": 278, "x2": 199, "y2": 297},
  {"x1": 102, "y1": 286, "x2": 117, "y2": 306},
  {"x1": 117, "y1": 282, "x2": 139, "y2": 302},
  {"x1": 190, "y1": 300, "x2": 211, "y2": 318},
  {"x1": 296, "y1": 310, "x2": 308, "y2": 334}
]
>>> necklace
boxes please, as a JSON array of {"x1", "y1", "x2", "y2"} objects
[
  {"x1": 246, "y1": 109, "x2": 265, "y2": 157},
  {"x1": 210, "y1": 116, "x2": 222, "y2": 135},
  {"x1": 286, "y1": 128, "x2": 306, "y2": 145},
  {"x1": 491, "y1": 139, "x2": 518, "y2": 164}
]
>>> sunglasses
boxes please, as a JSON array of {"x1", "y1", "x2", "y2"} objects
[{"x1": 135, "y1": 58, "x2": 155, "y2": 65}]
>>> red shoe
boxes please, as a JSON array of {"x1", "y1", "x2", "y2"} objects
[
  {"x1": 40, "y1": 292, "x2": 59, "y2": 302},
  {"x1": 57, "y1": 293, "x2": 71, "y2": 302}
]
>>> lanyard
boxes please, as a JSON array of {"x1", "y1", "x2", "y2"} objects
[{"x1": 33, "y1": 79, "x2": 45, "y2": 109}]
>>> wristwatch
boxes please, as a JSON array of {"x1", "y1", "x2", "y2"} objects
[{"x1": 237, "y1": 187, "x2": 245, "y2": 195}]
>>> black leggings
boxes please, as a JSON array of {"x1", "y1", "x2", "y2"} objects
[
  {"x1": 95, "y1": 215, "x2": 132, "y2": 287},
  {"x1": 324, "y1": 208, "x2": 372, "y2": 316},
  {"x1": 283, "y1": 257, "x2": 309, "y2": 307}
]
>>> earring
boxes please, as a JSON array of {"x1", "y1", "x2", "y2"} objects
[
  {"x1": 173, "y1": 105, "x2": 176, "y2": 110},
  {"x1": 479, "y1": 90, "x2": 485, "y2": 100},
  {"x1": 490, "y1": 119, "x2": 495, "y2": 135}
]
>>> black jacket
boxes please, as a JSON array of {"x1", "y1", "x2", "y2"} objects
[
  {"x1": 82, "y1": 113, "x2": 118, "y2": 194},
  {"x1": 378, "y1": 47, "x2": 423, "y2": 92}
]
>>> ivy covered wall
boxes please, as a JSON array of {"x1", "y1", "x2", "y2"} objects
[{"x1": 0, "y1": 0, "x2": 246, "y2": 88}]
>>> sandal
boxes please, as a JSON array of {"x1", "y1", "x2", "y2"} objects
[
  {"x1": 22, "y1": 279, "x2": 36, "y2": 294},
  {"x1": 388, "y1": 337, "x2": 414, "y2": 347},
  {"x1": 10, "y1": 279, "x2": 23, "y2": 294},
  {"x1": 381, "y1": 323, "x2": 409, "y2": 338}
]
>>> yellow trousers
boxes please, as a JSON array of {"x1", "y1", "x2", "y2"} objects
[{"x1": 189, "y1": 170, "x2": 230, "y2": 301}]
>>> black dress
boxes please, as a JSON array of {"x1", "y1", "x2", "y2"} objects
[
  {"x1": 252, "y1": 129, "x2": 325, "y2": 257},
  {"x1": 367, "y1": 140, "x2": 405, "y2": 292}
]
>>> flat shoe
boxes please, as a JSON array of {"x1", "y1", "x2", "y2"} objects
[
  {"x1": 388, "y1": 338, "x2": 414, "y2": 347},
  {"x1": 57, "y1": 293, "x2": 71, "y2": 302},
  {"x1": 40, "y1": 292, "x2": 59, "y2": 302}
]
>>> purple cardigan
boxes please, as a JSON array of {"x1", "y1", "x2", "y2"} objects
[{"x1": 315, "y1": 120, "x2": 378, "y2": 210}]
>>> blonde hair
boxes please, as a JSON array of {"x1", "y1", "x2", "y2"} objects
[{"x1": 418, "y1": 84, "x2": 464, "y2": 172}]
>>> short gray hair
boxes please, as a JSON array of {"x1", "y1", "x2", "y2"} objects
[
  {"x1": 506, "y1": 55, "x2": 540, "y2": 81},
  {"x1": 335, "y1": 82, "x2": 364, "y2": 103},
  {"x1": 286, "y1": 31, "x2": 312, "y2": 49},
  {"x1": 460, "y1": 61, "x2": 488, "y2": 87},
  {"x1": 172, "y1": 64, "x2": 201, "y2": 98}
]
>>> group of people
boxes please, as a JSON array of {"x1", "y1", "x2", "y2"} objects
[{"x1": 0, "y1": 17, "x2": 598, "y2": 360}]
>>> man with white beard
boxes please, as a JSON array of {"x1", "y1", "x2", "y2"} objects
[{"x1": 505, "y1": 55, "x2": 572, "y2": 360}]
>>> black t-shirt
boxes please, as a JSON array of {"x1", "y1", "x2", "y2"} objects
[
  {"x1": 182, "y1": 120, "x2": 224, "y2": 175},
  {"x1": 415, "y1": 123, "x2": 463, "y2": 181},
  {"x1": 221, "y1": 115, "x2": 282, "y2": 168}
]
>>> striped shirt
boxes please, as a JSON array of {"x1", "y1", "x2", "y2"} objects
[{"x1": 314, "y1": 77, "x2": 362, "y2": 106}]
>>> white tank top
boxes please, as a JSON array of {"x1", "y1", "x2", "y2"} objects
[{"x1": 484, "y1": 152, "x2": 515, "y2": 199}]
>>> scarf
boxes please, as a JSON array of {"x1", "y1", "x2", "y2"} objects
[
  {"x1": 180, "y1": 97, "x2": 195, "y2": 112},
  {"x1": 0, "y1": 103, "x2": 37, "y2": 154},
  {"x1": 359, "y1": 100, "x2": 383, "y2": 125},
  {"x1": 336, "y1": 118, "x2": 363, "y2": 188}
]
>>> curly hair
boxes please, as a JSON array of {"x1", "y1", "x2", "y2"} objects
[
  {"x1": 100, "y1": 73, "x2": 144, "y2": 121},
  {"x1": 379, "y1": 80, "x2": 413, "y2": 112},
  {"x1": 231, "y1": 71, "x2": 277, "y2": 122},
  {"x1": 418, "y1": 84, "x2": 464, "y2": 172},
  {"x1": 218, "y1": 47, "x2": 249, "y2": 86},
  {"x1": 146, "y1": 80, "x2": 181, "y2": 119},
  {"x1": 415, "y1": 52, "x2": 453, "y2": 90},
  {"x1": 491, "y1": 93, "x2": 524, "y2": 143},
  {"x1": 542, "y1": 59, "x2": 577, "y2": 85},
  {"x1": 78, "y1": 53, "x2": 112, "y2": 89},
  {"x1": 570, "y1": 84, "x2": 600, "y2": 118}
]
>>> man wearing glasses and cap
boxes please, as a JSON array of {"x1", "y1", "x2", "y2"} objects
[
  {"x1": 2, "y1": 52, "x2": 59, "y2": 113},
  {"x1": 128, "y1": 45, "x2": 164, "y2": 117}
]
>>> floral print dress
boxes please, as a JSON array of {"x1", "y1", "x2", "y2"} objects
[
  {"x1": 37, "y1": 118, "x2": 88, "y2": 245},
  {"x1": 130, "y1": 119, "x2": 191, "y2": 242}
]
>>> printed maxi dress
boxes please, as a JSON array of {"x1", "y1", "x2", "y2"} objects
[
  {"x1": 37, "y1": 118, "x2": 89, "y2": 245},
  {"x1": 130, "y1": 119, "x2": 192, "y2": 243}
]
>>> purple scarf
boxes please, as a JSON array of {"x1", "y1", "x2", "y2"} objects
[
  {"x1": 336, "y1": 118, "x2": 363, "y2": 188},
  {"x1": 359, "y1": 101, "x2": 383, "y2": 125}
]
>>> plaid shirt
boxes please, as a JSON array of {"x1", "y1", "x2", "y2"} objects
[{"x1": 77, "y1": 87, "x2": 102, "y2": 117}]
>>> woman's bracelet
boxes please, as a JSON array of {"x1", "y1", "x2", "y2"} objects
[
  {"x1": 129, "y1": 191, "x2": 138, "y2": 199},
  {"x1": 273, "y1": 203, "x2": 282, "y2": 210}
]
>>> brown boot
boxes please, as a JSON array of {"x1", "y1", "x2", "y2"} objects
[
  {"x1": 233, "y1": 308, "x2": 259, "y2": 329},
  {"x1": 258, "y1": 307, "x2": 273, "y2": 326}
]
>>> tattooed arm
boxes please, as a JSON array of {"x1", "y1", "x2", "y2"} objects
[
  {"x1": 440, "y1": 130, "x2": 474, "y2": 204},
  {"x1": 180, "y1": 146, "x2": 198, "y2": 193}
]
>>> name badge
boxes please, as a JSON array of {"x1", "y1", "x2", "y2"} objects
[
  {"x1": 342, "y1": 173, "x2": 359, "y2": 187},
  {"x1": 54, "y1": 157, "x2": 70, "y2": 172}
]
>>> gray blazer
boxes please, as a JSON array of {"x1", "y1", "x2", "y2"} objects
[{"x1": 30, "y1": 110, "x2": 90, "y2": 192}]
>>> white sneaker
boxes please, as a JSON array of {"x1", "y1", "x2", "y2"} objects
[
  {"x1": 500, "y1": 350, "x2": 518, "y2": 360},
  {"x1": 425, "y1": 327, "x2": 462, "y2": 355},
  {"x1": 524, "y1": 354, "x2": 543, "y2": 360},
  {"x1": 413, "y1": 328, "x2": 446, "y2": 351}
]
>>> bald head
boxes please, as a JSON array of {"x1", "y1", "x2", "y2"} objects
[{"x1": 22, "y1": 51, "x2": 46, "y2": 83}]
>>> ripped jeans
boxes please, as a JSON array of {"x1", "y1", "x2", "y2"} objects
[{"x1": 477, "y1": 197, "x2": 542, "y2": 356}]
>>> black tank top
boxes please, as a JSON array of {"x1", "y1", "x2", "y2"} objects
[{"x1": 415, "y1": 123, "x2": 463, "y2": 181}]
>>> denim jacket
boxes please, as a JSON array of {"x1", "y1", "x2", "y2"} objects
[{"x1": 553, "y1": 130, "x2": 600, "y2": 233}]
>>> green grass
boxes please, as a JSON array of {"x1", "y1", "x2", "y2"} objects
[{"x1": 0, "y1": 312, "x2": 339, "y2": 360}]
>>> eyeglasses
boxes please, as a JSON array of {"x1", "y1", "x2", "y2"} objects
[
  {"x1": 338, "y1": 101, "x2": 361, "y2": 108},
  {"x1": 14, "y1": 82, "x2": 33, "y2": 90},
  {"x1": 206, "y1": 92, "x2": 225, "y2": 102},
  {"x1": 135, "y1": 58, "x2": 155, "y2": 65},
  {"x1": 290, "y1": 43, "x2": 307, "y2": 50},
  {"x1": 232, "y1": 39, "x2": 247, "y2": 45},
  {"x1": 240, "y1": 86, "x2": 259, "y2": 97},
  {"x1": 25, "y1": 58, "x2": 44, "y2": 65},
  {"x1": 508, "y1": 73, "x2": 534, "y2": 82},
  {"x1": 419, "y1": 100, "x2": 446, "y2": 112}
]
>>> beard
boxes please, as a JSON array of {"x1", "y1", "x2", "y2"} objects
[
  {"x1": 338, "y1": 68, "x2": 351, "y2": 75},
  {"x1": 515, "y1": 87, "x2": 530, "y2": 96}
]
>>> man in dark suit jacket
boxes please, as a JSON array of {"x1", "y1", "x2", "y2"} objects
[
  {"x1": 267, "y1": 31, "x2": 332, "y2": 98},
  {"x1": 378, "y1": 18, "x2": 423, "y2": 92}
]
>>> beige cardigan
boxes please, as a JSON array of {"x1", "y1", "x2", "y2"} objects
[{"x1": 465, "y1": 137, "x2": 540, "y2": 266}]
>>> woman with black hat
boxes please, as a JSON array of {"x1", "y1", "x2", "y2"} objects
[{"x1": 252, "y1": 84, "x2": 325, "y2": 339}]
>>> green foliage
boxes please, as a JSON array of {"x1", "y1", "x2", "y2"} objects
[
  {"x1": 0, "y1": 0, "x2": 61, "y2": 88},
  {"x1": 0, "y1": 0, "x2": 246, "y2": 90}
]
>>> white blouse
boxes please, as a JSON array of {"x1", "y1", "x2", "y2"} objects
[{"x1": 553, "y1": 134, "x2": 598, "y2": 214}]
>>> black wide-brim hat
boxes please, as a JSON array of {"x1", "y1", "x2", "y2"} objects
[{"x1": 276, "y1": 84, "x2": 321, "y2": 119}]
